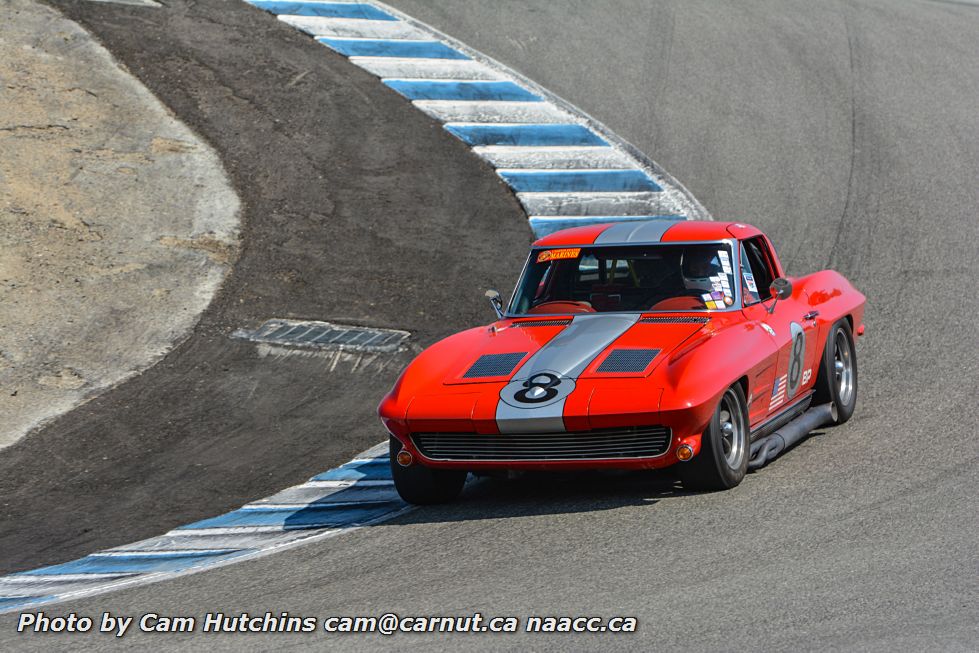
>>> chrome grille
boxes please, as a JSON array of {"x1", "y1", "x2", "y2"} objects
[{"x1": 412, "y1": 426, "x2": 671, "y2": 461}]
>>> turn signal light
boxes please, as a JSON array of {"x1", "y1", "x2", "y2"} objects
[
  {"x1": 396, "y1": 449, "x2": 413, "y2": 467},
  {"x1": 676, "y1": 444, "x2": 694, "y2": 462}
]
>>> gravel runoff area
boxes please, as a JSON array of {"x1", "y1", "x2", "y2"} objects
[{"x1": 0, "y1": 0, "x2": 239, "y2": 448}]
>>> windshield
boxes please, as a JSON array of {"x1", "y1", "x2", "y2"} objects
[{"x1": 508, "y1": 243, "x2": 737, "y2": 314}]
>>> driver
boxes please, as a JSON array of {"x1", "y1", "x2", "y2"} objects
[{"x1": 681, "y1": 249, "x2": 723, "y2": 292}]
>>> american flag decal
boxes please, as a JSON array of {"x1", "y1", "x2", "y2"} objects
[{"x1": 769, "y1": 374, "x2": 788, "y2": 409}]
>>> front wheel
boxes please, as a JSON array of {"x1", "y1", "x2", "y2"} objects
[
  {"x1": 389, "y1": 437, "x2": 467, "y2": 505},
  {"x1": 813, "y1": 319, "x2": 858, "y2": 424},
  {"x1": 679, "y1": 384, "x2": 749, "y2": 492}
]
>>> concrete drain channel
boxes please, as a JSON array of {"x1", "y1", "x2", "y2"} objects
[{"x1": 232, "y1": 319, "x2": 410, "y2": 353}]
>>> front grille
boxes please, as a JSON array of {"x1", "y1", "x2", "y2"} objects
[
  {"x1": 596, "y1": 348, "x2": 660, "y2": 373},
  {"x1": 412, "y1": 426, "x2": 671, "y2": 461},
  {"x1": 463, "y1": 352, "x2": 526, "y2": 378},
  {"x1": 639, "y1": 316, "x2": 709, "y2": 324}
]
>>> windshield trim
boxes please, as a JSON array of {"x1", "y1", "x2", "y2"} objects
[{"x1": 503, "y1": 239, "x2": 741, "y2": 317}]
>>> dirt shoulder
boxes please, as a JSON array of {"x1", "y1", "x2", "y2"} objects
[{"x1": 0, "y1": 0, "x2": 240, "y2": 448}]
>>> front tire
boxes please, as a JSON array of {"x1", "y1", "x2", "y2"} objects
[
  {"x1": 813, "y1": 319, "x2": 858, "y2": 424},
  {"x1": 679, "y1": 384, "x2": 749, "y2": 492},
  {"x1": 389, "y1": 437, "x2": 467, "y2": 505}
]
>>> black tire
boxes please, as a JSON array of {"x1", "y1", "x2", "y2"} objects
[
  {"x1": 679, "y1": 384, "x2": 749, "y2": 492},
  {"x1": 389, "y1": 437, "x2": 467, "y2": 505},
  {"x1": 813, "y1": 319, "x2": 858, "y2": 424}
]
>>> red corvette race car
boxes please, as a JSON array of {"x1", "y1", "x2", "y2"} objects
[{"x1": 379, "y1": 220, "x2": 865, "y2": 503}]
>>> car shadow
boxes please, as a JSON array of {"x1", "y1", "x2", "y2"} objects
[
  {"x1": 391, "y1": 469, "x2": 695, "y2": 526},
  {"x1": 278, "y1": 431, "x2": 827, "y2": 533}
]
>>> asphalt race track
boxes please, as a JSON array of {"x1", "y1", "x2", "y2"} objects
[{"x1": 2, "y1": 0, "x2": 978, "y2": 650}]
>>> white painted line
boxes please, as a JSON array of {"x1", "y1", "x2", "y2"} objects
[
  {"x1": 108, "y1": 531, "x2": 317, "y2": 553},
  {"x1": 5, "y1": 573, "x2": 141, "y2": 582},
  {"x1": 92, "y1": 549, "x2": 235, "y2": 558},
  {"x1": 301, "y1": 479, "x2": 394, "y2": 487}
]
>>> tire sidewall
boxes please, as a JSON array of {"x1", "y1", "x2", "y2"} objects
[
  {"x1": 705, "y1": 384, "x2": 749, "y2": 487},
  {"x1": 821, "y1": 320, "x2": 858, "y2": 422}
]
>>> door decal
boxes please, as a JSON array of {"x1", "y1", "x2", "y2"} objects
[{"x1": 787, "y1": 321, "x2": 807, "y2": 398}]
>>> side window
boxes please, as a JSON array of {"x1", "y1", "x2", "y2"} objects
[
  {"x1": 742, "y1": 238, "x2": 775, "y2": 304},
  {"x1": 740, "y1": 244, "x2": 761, "y2": 304}
]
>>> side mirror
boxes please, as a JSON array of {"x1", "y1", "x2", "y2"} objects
[
  {"x1": 766, "y1": 278, "x2": 792, "y2": 314},
  {"x1": 485, "y1": 289, "x2": 504, "y2": 320},
  {"x1": 770, "y1": 277, "x2": 793, "y2": 300}
]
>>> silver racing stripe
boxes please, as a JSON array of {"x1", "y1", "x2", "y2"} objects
[
  {"x1": 495, "y1": 313, "x2": 640, "y2": 433},
  {"x1": 593, "y1": 219, "x2": 677, "y2": 244}
]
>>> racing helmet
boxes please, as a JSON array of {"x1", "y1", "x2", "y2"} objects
[{"x1": 681, "y1": 249, "x2": 723, "y2": 292}]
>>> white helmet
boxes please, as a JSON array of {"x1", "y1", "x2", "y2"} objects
[{"x1": 681, "y1": 250, "x2": 722, "y2": 292}]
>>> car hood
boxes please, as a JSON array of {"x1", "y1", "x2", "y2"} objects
[
  {"x1": 394, "y1": 313, "x2": 710, "y2": 434},
  {"x1": 445, "y1": 313, "x2": 706, "y2": 385}
]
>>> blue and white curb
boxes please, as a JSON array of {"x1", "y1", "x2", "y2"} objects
[
  {"x1": 248, "y1": 0, "x2": 711, "y2": 236},
  {"x1": 0, "y1": 443, "x2": 406, "y2": 613}
]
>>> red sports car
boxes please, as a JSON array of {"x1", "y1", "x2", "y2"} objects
[{"x1": 378, "y1": 220, "x2": 865, "y2": 503}]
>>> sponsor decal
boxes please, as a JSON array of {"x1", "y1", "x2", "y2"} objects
[
  {"x1": 801, "y1": 367, "x2": 812, "y2": 385},
  {"x1": 537, "y1": 247, "x2": 581, "y2": 263},
  {"x1": 724, "y1": 296, "x2": 734, "y2": 306},
  {"x1": 718, "y1": 250, "x2": 733, "y2": 274},
  {"x1": 744, "y1": 272, "x2": 758, "y2": 293}
]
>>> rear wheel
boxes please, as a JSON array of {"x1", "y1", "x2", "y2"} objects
[
  {"x1": 389, "y1": 437, "x2": 467, "y2": 505},
  {"x1": 679, "y1": 384, "x2": 749, "y2": 491},
  {"x1": 813, "y1": 319, "x2": 858, "y2": 424}
]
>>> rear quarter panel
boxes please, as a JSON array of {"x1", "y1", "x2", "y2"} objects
[{"x1": 793, "y1": 270, "x2": 867, "y2": 354}]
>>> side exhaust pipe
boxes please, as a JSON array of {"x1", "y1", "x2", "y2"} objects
[{"x1": 748, "y1": 403, "x2": 836, "y2": 470}]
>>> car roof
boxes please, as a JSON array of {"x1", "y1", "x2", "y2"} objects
[{"x1": 532, "y1": 219, "x2": 763, "y2": 247}]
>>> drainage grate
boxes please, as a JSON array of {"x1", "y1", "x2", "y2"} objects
[{"x1": 233, "y1": 319, "x2": 409, "y2": 353}]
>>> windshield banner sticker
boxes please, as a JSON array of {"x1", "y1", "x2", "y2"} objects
[{"x1": 537, "y1": 247, "x2": 581, "y2": 263}]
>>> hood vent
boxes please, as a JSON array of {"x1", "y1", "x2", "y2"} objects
[
  {"x1": 640, "y1": 316, "x2": 709, "y2": 324},
  {"x1": 596, "y1": 348, "x2": 660, "y2": 373},
  {"x1": 511, "y1": 319, "x2": 572, "y2": 328},
  {"x1": 464, "y1": 352, "x2": 526, "y2": 378}
]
